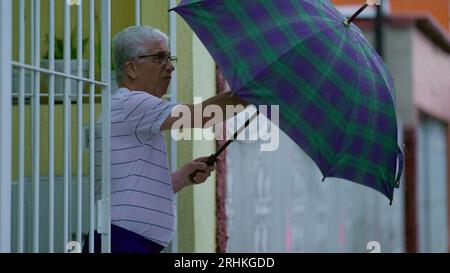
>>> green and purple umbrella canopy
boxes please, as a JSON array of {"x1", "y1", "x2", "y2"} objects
[{"x1": 170, "y1": 0, "x2": 403, "y2": 203}]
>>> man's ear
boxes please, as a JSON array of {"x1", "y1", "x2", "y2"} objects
[{"x1": 124, "y1": 61, "x2": 137, "y2": 80}]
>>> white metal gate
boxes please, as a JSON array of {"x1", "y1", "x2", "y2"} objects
[
  {"x1": 0, "y1": 0, "x2": 111, "y2": 253},
  {"x1": 1, "y1": 0, "x2": 180, "y2": 254},
  {"x1": 0, "y1": 0, "x2": 14, "y2": 254}
]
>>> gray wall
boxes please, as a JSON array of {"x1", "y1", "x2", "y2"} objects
[
  {"x1": 362, "y1": 24, "x2": 414, "y2": 126},
  {"x1": 417, "y1": 116, "x2": 448, "y2": 252},
  {"x1": 226, "y1": 130, "x2": 405, "y2": 253}
]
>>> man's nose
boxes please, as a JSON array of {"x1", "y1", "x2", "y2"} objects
[{"x1": 166, "y1": 61, "x2": 175, "y2": 71}]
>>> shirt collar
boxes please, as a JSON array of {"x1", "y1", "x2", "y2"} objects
[{"x1": 116, "y1": 87, "x2": 131, "y2": 95}]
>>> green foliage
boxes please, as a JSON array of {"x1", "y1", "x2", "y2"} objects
[{"x1": 43, "y1": 28, "x2": 89, "y2": 59}]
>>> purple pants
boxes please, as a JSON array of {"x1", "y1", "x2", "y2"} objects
[{"x1": 82, "y1": 225, "x2": 164, "y2": 253}]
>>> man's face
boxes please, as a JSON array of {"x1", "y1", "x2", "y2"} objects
[{"x1": 134, "y1": 40, "x2": 175, "y2": 97}]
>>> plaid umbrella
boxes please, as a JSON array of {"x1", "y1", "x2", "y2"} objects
[{"x1": 171, "y1": 0, "x2": 403, "y2": 203}]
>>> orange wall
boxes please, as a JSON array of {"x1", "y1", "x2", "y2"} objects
[
  {"x1": 332, "y1": 0, "x2": 450, "y2": 31},
  {"x1": 332, "y1": 0, "x2": 367, "y2": 5}
]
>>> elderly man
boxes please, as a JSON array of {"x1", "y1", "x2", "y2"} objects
[{"x1": 83, "y1": 25, "x2": 246, "y2": 253}]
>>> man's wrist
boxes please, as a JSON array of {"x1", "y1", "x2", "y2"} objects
[{"x1": 171, "y1": 170, "x2": 194, "y2": 192}]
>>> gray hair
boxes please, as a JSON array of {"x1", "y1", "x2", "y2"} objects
[{"x1": 113, "y1": 26, "x2": 169, "y2": 85}]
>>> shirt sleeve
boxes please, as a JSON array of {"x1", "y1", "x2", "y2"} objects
[{"x1": 122, "y1": 91, "x2": 178, "y2": 143}]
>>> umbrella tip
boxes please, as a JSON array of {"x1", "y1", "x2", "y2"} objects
[
  {"x1": 343, "y1": 19, "x2": 350, "y2": 27},
  {"x1": 343, "y1": 3, "x2": 369, "y2": 27},
  {"x1": 322, "y1": 176, "x2": 326, "y2": 182}
]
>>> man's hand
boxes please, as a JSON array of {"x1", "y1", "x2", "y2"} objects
[{"x1": 171, "y1": 156, "x2": 218, "y2": 193}]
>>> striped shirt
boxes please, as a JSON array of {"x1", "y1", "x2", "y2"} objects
[{"x1": 95, "y1": 88, "x2": 179, "y2": 247}]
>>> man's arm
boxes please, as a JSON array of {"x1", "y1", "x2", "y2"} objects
[{"x1": 161, "y1": 91, "x2": 248, "y2": 130}]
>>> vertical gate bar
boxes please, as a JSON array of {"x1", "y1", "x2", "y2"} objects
[
  {"x1": 32, "y1": 0, "x2": 41, "y2": 253},
  {"x1": 48, "y1": 0, "x2": 55, "y2": 253},
  {"x1": 63, "y1": 0, "x2": 71, "y2": 252},
  {"x1": 168, "y1": 0, "x2": 178, "y2": 253},
  {"x1": 17, "y1": 0, "x2": 26, "y2": 254},
  {"x1": 0, "y1": 0, "x2": 12, "y2": 254},
  {"x1": 101, "y1": 0, "x2": 111, "y2": 253},
  {"x1": 30, "y1": 0, "x2": 34, "y2": 88},
  {"x1": 88, "y1": 0, "x2": 95, "y2": 253},
  {"x1": 135, "y1": 0, "x2": 141, "y2": 26},
  {"x1": 29, "y1": 0, "x2": 34, "y2": 246},
  {"x1": 76, "y1": 0, "x2": 84, "y2": 246}
]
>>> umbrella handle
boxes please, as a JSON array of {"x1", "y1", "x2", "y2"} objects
[
  {"x1": 189, "y1": 154, "x2": 217, "y2": 183},
  {"x1": 188, "y1": 110, "x2": 259, "y2": 183}
]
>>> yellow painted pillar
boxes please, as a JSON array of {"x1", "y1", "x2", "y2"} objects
[{"x1": 141, "y1": 0, "x2": 217, "y2": 253}]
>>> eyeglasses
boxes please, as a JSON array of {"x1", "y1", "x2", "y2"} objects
[{"x1": 138, "y1": 52, "x2": 178, "y2": 66}]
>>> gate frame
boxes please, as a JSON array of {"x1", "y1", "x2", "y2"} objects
[{"x1": 0, "y1": 0, "x2": 12, "y2": 253}]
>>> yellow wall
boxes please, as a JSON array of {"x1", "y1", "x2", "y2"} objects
[
  {"x1": 141, "y1": 0, "x2": 217, "y2": 253},
  {"x1": 168, "y1": 1, "x2": 197, "y2": 253},
  {"x1": 192, "y1": 35, "x2": 217, "y2": 253},
  {"x1": 141, "y1": 0, "x2": 169, "y2": 34}
]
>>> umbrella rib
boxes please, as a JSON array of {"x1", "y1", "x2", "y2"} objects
[
  {"x1": 168, "y1": 0, "x2": 208, "y2": 11},
  {"x1": 323, "y1": 31, "x2": 363, "y2": 180},
  {"x1": 299, "y1": 0, "x2": 345, "y2": 23}
]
